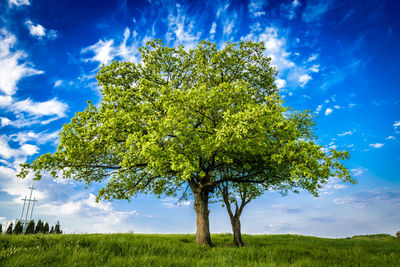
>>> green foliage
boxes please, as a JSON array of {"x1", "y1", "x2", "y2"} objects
[
  {"x1": 12, "y1": 221, "x2": 23, "y2": 235},
  {"x1": 25, "y1": 220, "x2": 35, "y2": 234},
  {"x1": 35, "y1": 220, "x2": 44, "y2": 234},
  {"x1": 44, "y1": 223, "x2": 49, "y2": 234},
  {"x1": 5, "y1": 223, "x2": 13, "y2": 235},
  {"x1": 0, "y1": 224, "x2": 2, "y2": 234},
  {"x1": 54, "y1": 221, "x2": 62, "y2": 234},
  {"x1": 18, "y1": 39, "x2": 353, "y2": 200},
  {"x1": 0, "y1": 234, "x2": 399, "y2": 266},
  {"x1": 397, "y1": 231, "x2": 400, "y2": 240},
  {"x1": 351, "y1": 234, "x2": 397, "y2": 241}
]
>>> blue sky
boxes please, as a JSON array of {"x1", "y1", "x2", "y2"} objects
[{"x1": 0, "y1": 0, "x2": 399, "y2": 236}]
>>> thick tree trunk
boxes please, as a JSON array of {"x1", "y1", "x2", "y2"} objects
[
  {"x1": 230, "y1": 216, "x2": 244, "y2": 247},
  {"x1": 192, "y1": 188, "x2": 212, "y2": 246}
]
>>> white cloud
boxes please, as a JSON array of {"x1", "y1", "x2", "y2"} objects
[
  {"x1": 303, "y1": 0, "x2": 332, "y2": 22},
  {"x1": 0, "y1": 28, "x2": 43, "y2": 96},
  {"x1": 25, "y1": 20, "x2": 46, "y2": 37},
  {"x1": 334, "y1": 105, "x2": 341, "y2": 109},
  {"x1": 386, "y1": 136, "x2": 395, "y2": 140},
  {"x1": 8, "y1": 0, "x2": 30, "y2": 7},
  {"x1": 350, "y1": 168, "x2": 365, "y2": 177},
  {"x1": 9, "y1": 130, "x2": 59, "y2": 145},
  {"x1": 82, "y1": 39, "x2": 115, "y2": 66},
  {"x1": 0, "y1": 135, "x2": 39, "y2": 159},
  {"x1": 13, "y1": 98, "x2": 67, "y2": 118},
  {"x1": 248, "y1": 0, "x2": 266, "y2": 18},
  {"x1": 166, "y1": 4, "x2": 201, "y2": 50},
  {"x1": 244, "y1": 27, "x2": 295, "y2": 72},
  {"x1": 0, "y1": 95, "x2": 13, "y2": 107},
  {"x1": 338, "y1": 131, "x2": 352, "y2": 136},
  {"x1": 161, "y1": 197, "x2": 191, "y2": 208},
  {"x1": 298, "y1": 74, "x2": 312, "y2": 87},
  {"x1": 325, "y1": 108, "x2": 333, "y2": 116},
  {"x1": 0, "y1": 117, "x2": 11, "y2": 127},
  {"x1": 117, "y1": 28, "x2": 140, "y2": 63},
  {"x1": 315, "y1": 105, "x2": 322, "y2": 114},
  {"x1": 210, "y1": 22, "x2": 216, "y2": 35},
  {"x1": 307, "y1": 54, "x2": 318, "y2": 61},
  {"x1": 369, "y1": 143, "x2": 384, "y2": 149},
  {"x1": 275, "y1": 78, "x2": 286, "y2": 89},
  {"x1": 309, "y1": 64, "x2": 319, "y2": 72},
  {"x1": 24, "y1": 20, "x2": 58, "y2": 40},
  {"x1": 53, "y1": 80, "x2": 63, "y2": 88},
  {"x1": 393, "y1": 121, "x2": 400, "y2": 128}
]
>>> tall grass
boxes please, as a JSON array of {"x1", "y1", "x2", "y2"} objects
[{"x1": 1, "y1": 233, "x2": 399, "y2": 266}]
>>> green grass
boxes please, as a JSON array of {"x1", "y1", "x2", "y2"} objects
[{"x1": 1, "y1": 233, "x2": 399, "y2": 266}]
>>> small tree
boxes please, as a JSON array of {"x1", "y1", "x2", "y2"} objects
[
  {"x1": 396, "y1": 231, "x2": 400, "y2": 240},
  {"x1": 6, "y1": 223, "x2": 13, "y2": 235},
  {"x1": 50, "y1": 226, "x2": 54, "y2": 234},
  {"x1": 35, "y1": 220, "x2": 44, "y2": 234},
  {"x1": 54, "y1": 221, "x2": 62, "y2": 234},
  {"x1": 0, "y1": 223, "x2": 2, "y2": 234},
  {"x1": 13, "y1": 221, "x2": 23, "y2": 235},
  {"x1": 44, "y1": 222, "x2": 49, "y2": 234},
  {"x1": 25, "y1": 220, "x2": 35, "y2": 234}
]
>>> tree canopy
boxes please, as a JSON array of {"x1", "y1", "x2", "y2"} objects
[{"x1": 18, "y1": 40, "x2": 353, "y2": 246}]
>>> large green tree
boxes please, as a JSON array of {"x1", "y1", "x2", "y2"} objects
[{"x1": 18, "y1": 40, "x2": 351, "y2": 246}]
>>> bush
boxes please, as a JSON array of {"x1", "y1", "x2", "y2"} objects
[
  {"x1": 0, "y1": 223, "x2": 2, "y2": 234},
  {"x1": 13, "y1": 221, "x2": 23, "y2": 235},
  {"x1": 396, "y1": 231, "x2": 400, "y2": 240},
  {"x1": 25, "y1": 220, "x2": 35, "y2": 234},
  {"x1": 35, "y1": 220, "x2": 44, "y2": 234},
  {"x1": 54, "y1": 221, "x2": 62, "y2": 234},
  {"x1": 44, "y1": 222, "x2": 49, "y2": 234},
  {"x1": 6, "y1": 223, "x2": 13, "y2": 235}
]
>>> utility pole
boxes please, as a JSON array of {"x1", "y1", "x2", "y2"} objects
[{"x1": 20, "y1": 185, "x2": 38, "y2": 232}]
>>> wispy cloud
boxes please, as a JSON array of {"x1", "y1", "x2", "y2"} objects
[
  {"x1": 298, "y1": 74, "x2": 312, "y2": 87},
  {"x1": 8, "y1": 0, "x2": 30, "y2": 7},
  {"x1": 25, "y1": 20, "x2": 58, "y2": 40},
  {"x1": 248, "y1": 0, "x2": 266, "y2": 18},
  {"x1": 325, "y1": 108, "x2": 333, "y2": 116},
  {"x1": 303, "y1": 0, "x2": 332, "y2": 22},
  {"x1": 166, "y1": 4, "x2": 201, "y2": 49},
  {"x1": 338, "y1": 131, "x2": 353, "y2": 136},
  {"x1": 369, "y1": 143, "x2": 384, "y2": 149},
  {"x1": 0, "y1": 29, "x2": 43, "y2": 96}
]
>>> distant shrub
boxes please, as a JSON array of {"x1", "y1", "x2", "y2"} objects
[
  {"x1": 54, "y1": 221, "x2": 62, "y2": 234},
  {"x1": 13, "y1": 221, "x2": 23, "y2": 235},
  {"x1": 44, "y1": 222, "x2": 49, "y2": 234},
  {"x1": 396, "y1": 231, "x2": 400, "y2": 240},
  {"x1": 6, "y1": 223, "x2": 13, "y2": 235},
  {"x1": 25, "y1": 220, "x2": 35, "y2": 234},
  {"x1": 0, "y1": 223, "x2": 2, "y2": 234},
  {"x1": 35, "y1": 220, "x2": 44, "y2": 234}
]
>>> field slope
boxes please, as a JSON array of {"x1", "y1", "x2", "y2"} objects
[{"x1": 1, "y1": 234, "x2": 399, "y2": 266}]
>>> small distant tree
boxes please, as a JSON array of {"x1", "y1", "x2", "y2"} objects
[
  {"x1": 6, "y1": 223, "x2": 13, "y2": 235},
  {"x1": 50, "y1": 226, "x2": 54, "y2": 234},
  {"x1": 44, "y1": 222, "x2": 49, "y2": 234},
  {"x1": 35, "y1": 220, "x2": 44, "y2": 234},
  {"x1": 25, "y1": 220, "x2": 35, "y2": 234},
  {"x1": 0, "y1": 223, "x2": 2, "y2": 234},
  {"x1": 54, "y1": 221, "x2": 62, "y2": 234},
  {"x1": 396, "y1": 231, "x2": 400, "y2": 240},
  {"x1": 13, "y1": 221, "x2": 23, "y2": 235}
]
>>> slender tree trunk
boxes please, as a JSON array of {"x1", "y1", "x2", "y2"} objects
[
  {"x1": 230, "y1": 215, "x2": 244, "y2": 247},
  {"x1": 190, "y1": 182, "x2": 212, "y2": 246}
]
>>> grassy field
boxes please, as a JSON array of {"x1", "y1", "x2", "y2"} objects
[{"x1": 1, "y1": 233, "x2": 399, "y2": 266}]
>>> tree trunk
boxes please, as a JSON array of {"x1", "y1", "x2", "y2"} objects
[
  {"x1": 230, "y1": 215, "x2": 244, "y2": 246},
  {"x1": 192, "y1": 188, "x2": 212, "y2": 246}
]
